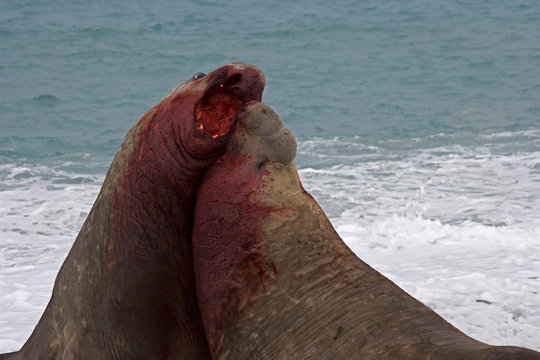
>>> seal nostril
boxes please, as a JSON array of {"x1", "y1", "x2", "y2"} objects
[{"x1": 227, "y1": 73, "x2": 242, "y2": 86}]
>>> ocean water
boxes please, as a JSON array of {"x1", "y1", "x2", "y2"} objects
[{"x1": 1, "y1": 0, "x2": 540, "y2": 352}]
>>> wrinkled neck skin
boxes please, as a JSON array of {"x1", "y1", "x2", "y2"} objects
[
  {"x1": 193, "y1": 104, "x2": 540, "y2": 360},
  {"x1": 14, "y1": 106, "x2": 214, "y2": 360},
  {"x1": 12, "y1": 63, "x2": 265, "y2": 360}
]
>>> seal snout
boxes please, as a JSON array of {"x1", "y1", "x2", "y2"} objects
[
  {"x1": 227, "y1": 64, "x2": 266, "y2": 104},
  {"x1": 239, "y1": 102, "x2": 297, "y2": 165}
]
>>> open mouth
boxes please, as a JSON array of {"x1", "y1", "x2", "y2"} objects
[
  {"x1": 194, "y1": 73, "x2": 244, "y2": 139},
  {"x1": 194, "y1": 64, "x2": 264, "y2": 140}
]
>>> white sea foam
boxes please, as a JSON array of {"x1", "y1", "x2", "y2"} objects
[
  {"x1": 0, "y1": 163, "x2": 102, "y2": 350},
  {"x1": 336, "y1": 217, "x2": 540, "y2": 348}
]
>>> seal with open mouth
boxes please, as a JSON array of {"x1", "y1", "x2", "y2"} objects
[
  {"x1": 192, "y1": 102, "x2": 540, "y2": 360},
  {"x1": 0, "y1": 63, "x2": 265, "y2": 360}
]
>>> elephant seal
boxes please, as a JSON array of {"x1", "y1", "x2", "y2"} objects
[
  {"x1": 192, "y1": 102, "x2": 540, "y2": 359},
  {"x1": 0, "y1": 63, "x2": 265, "y2": 360}
]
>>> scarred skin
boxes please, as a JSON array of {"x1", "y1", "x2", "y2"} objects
[
  {"x1": 192, "y1": 102, "x2": 540, "y2": 360},
  {"x1": 0, "y1": 63, "x2": 265, "y2": 360}
]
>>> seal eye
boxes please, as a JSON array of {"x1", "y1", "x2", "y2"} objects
[{"x1": 192, "y1": 72, "x2": 206, "y2": 80}]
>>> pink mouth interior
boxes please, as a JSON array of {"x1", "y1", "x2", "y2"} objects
[{"x1": 195, "y1": 76, "x2": 242, "y2": 139}]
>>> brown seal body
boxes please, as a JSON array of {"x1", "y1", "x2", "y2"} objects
[
  {"x1": 0, "y1": 63, "x2": 265, "y2": 360},
  {"x1": 192, "y1": 102, "x2": 540, "y2": 360}
]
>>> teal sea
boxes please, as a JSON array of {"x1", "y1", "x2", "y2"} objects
[
  {"x1": 2, "y1": 0, "x2": 539, "y2": 168},
  {"x1": 1, "y1": 0, "x2": 540, "y2": 351}
]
